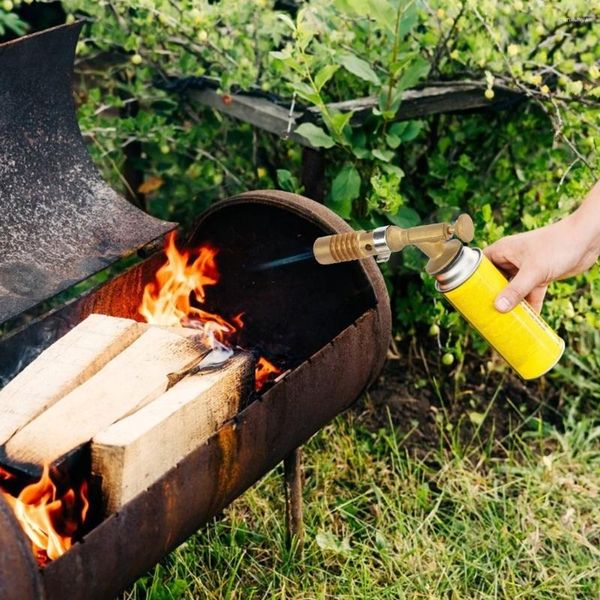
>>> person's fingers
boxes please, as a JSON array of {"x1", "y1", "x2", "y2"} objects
[
  {"x1": 483, "y1": 240, "x2": 519, "y2": 271},
  {"x1": 494, "y1": 267, "x2": 544, "y2": 313},
  {"x1": 525, "y1": 285, "x2": 548, "y2": 314}
]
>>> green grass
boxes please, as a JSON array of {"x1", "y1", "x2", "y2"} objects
[{"x1": 122, "y1": 383, "x2": 600, "y2": 600}]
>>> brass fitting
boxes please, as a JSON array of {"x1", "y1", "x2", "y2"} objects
[{"x1": 313, "y1": 214, "x2": 474, "y2": 275}]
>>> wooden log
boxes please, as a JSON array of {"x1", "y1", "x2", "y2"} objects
[
  {"x1": 2, "y1": 327, "x2": 209, "y2": 471},
  {"x1": 0, "y1": 314, "x2": 144, "y2": 447},
  {"x1": 92, "y1": 353, "x2": 253, "y2": 514}
]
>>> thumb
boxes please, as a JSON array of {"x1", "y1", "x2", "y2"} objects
[{"x1": 494, "y1": 267, "x2": 543, "y2": 313}]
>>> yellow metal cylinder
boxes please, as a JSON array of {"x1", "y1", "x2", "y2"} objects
[{"x1": 441, "y1": 252, "x2": 564, "y2": 380}]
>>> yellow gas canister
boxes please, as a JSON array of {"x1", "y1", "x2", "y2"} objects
[{"x1": 435, "y1": 246, "x2": 565, "y2": 379}]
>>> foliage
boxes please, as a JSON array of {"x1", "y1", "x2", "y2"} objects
[
  {"x1": 14, "y1": 0, "x2": 600, "y2": 360},
  {"x1": 0, "y1": 2, "x2": 27, "y2": 36}
]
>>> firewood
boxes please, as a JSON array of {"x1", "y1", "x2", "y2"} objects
[
  {"x1": 0, "y1": 314, "x2": 144, "y2": 447},
  {"x1": 3, "y1": 327, "x2": 210, "y2": 471},
  {"x1": 92, "y1": 353, "x2": 253, "y2": 514}
]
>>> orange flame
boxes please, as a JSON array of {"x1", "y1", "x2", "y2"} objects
[
  {"x1": 255, "y1": 357, "x2": 282, "y2": 390},
  {"x1": 0, "y1": 466, "x2": 15, "y2": 481},
  {"x1": 0, "y1": 465, "x2": 89, "y2": 566},
  {"x1": 139, "y1": 232, "x2": 281, "y2": 389}
]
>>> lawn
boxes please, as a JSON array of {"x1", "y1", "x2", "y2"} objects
[{"x1": 123, "y1": 342, "x2": 600, "y2": 600}]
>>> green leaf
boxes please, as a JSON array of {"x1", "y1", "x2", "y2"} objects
[
  {"x1": 396, "y1": 56, "x2": 430, "y2": 91},
  {"x1": 0, "y1": 11, "x2": 27, "y2": 35},
  {"x1": 390, "y1": 53, "x2": 417, "y2": 79},
  {"x1": 388, "y1": 206, "x2": 421, "y2": 227},
  {"x1": 376, "y1": 87, "x2": 403, "y2": 117},
  {"x1": 351, "y1": 129, "x2": 369, "y2": 158},
  {"x1": 482, "y1": 204, "x2": 492, "y2": 221},
  {"x1": 293, "y1": 82, "x2": 322, "y2": 105},
  {"x1": 372, "y1": 148, "x2": 395, "y2": 162},
  {"x1": 400, "y1": 120, "x2": 423, "y2": 141},
  {"x1": 316, "y1": 530, "x2": 352, "y2": 555},
  {"x1": 385, "y1": 132, "x2": 402, "y2": 149},
  {"x1": 334, "y1": 0, "x2": 371, "y2": 17},
  {"x1": 375, "y1": 531, "x2": 389, "y2": 550},
  {"x1": 329, "y1": 165, "x2": 361, "y2": 218},
  {"x1": 468, "y1": 411, "x2": 485, "y2": 426},
  {"x1": 277, "y1": 13, "x2": 296, "y2": 31},
  {"x1": 270, "y1": 49, "x2": 292, "y2": 60},
  {"x1": 330, "y1": 110, "x2": 354, "y2": 136},
  {"x1": 352, "y1": 147, "x2": 371, "y2": 159},
  {"x1": 367, "y1": 0, "x2": 397, "y2": 33},
  {"x1": 338, "y1": 53, "x2": 381, "y2": 85},
  {"x1": 294, "y1": 123, "x2": 335, "y2": 148},
  {"x1": 398, "y1": 3, "x2": 419, "y2": 38},
  {"x1": 458, "y1": 153, "x2": 475, "y2": 172},
  {"x1": 402, "y1": 245, "x2": 426, "y2": 271},
  {"x1": 276, "y1": 169, "x2": 299, "y2": 193},
  {"x1": 381, "y1": 163, "x2": 404, "y2": 178},
  {"x1": 389, "y1": 121, "x2": 409, "y2": 136},
  {"x1": 314, "y1": 64, "x2": 340, "y2": 91}
]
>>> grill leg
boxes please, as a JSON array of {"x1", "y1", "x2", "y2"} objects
[{"x1": 283, "y1": 446, "x2": 304, "y2": 553}]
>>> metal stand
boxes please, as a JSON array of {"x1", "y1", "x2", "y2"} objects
[{"x1": 283, "y1": 446, "x2": 304, "y2": 553}]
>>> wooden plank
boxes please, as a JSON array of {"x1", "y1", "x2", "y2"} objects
[
  {"x1": 187, "y1": 88, "x2": 307, "y2": 144},
  {"x1": 2, "y1": 327, "x2": 209, "y2": 470},
  {"x1": 317, "y1": 82, "x2": 523, "y2": 121},
  {"x1": 0, "y1": 314, "x2": 144, "y2": 446},
  {"x1": 92, "y1": 352, "x2": 253, "y2": 514},
  {"x1": 187, "y1": 82, "x2": 523, "y2": 148}
]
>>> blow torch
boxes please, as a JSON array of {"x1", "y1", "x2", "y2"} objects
[{"x1": 312, "y1": 216, "x2": 564, "y2": 380}]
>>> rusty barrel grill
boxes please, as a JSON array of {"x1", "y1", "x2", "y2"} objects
[{"x1": 0, "y1": 23, "x2": 390, "y2": 599}]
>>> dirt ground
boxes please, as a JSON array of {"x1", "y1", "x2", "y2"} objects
[{"x1": 355, "y1": 336, "x2": 563, "y2": 459}]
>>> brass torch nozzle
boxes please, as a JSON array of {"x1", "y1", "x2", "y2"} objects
[{"x1": 313, "y1": 214, "x2": 474, "y2": 273}]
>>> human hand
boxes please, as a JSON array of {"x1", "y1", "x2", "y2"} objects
[{"x1": 484, "y1": 208, "x2": 600, "y2": 314}]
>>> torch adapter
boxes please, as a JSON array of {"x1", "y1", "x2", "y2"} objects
[{"x1": 313, "y1": 214, "x2": 474, "y2": 275}]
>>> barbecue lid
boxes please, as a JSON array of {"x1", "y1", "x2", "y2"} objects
[{"x1": 0, "y1": 22, "x2": 175, "y2": 326}]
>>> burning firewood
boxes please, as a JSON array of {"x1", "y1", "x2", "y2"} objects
[
  {"x1": 0, "y1": 312, "x2": 255, "y2": 563},
  {"x1": 2, "y1": 322, "x2": 212, "y2": 471},
  {"x1": 92, "y1": 353, "x2": 253, "y2": 514},
  {"x1": 0, "y1": 314, "x2": 144, "y2": 447}
]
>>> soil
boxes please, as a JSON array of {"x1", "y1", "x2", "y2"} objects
[{"x1": 353, "y1": 336, "x2": 563, "y2": 460}]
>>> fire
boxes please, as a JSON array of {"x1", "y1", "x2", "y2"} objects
[
  {"x1": 140, "y1": 232, "x2": 281, "y2": 389},
  {"x1": 0, "y1": 466, "x2": 15, "y2": 481},
  {"x1": 255, "y1": 357, "x2": 281, "y2": 390},
  {"x1": 0, "y1": 465, "x2": 89, "y2": 566}
]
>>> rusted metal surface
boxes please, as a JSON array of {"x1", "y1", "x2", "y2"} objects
[
  {"x1": 0, "y1": 252, "x2": 165, "y2": 387},
  {"x1": 284, "y1": 447, "x2": 304, "y2": 552},
  {"x1": 1, "y1": 191, "x2": 390, "y2": 598},
  {"x1": 41, "y1": 307, "x2": 386, "y2": 600},
  {"x1": 0, "y1": 191, "x2": 391, "y2": 386},
  {"x1": 188, "y1": 190, "x2": 391, "y2": 378},
  {"x1": 0, "y1": 22, "x2": 174, "y2": 326},
  {"x1": 0, "y1": 495, "x2": 44, "y2": 600}
]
